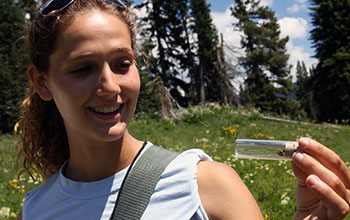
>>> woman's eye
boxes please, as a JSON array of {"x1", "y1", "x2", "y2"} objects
[
  {"x1": 70, "y1": 66, "x2": 94, "y2": 74},
  {"x1": 115, "y1": 59, "x2": 133, "y2": 71}
]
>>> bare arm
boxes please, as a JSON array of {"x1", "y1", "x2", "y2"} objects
[
  {"x1": 292, "y1": 138, "x2": 350, "y2": 220},
  {"x1": 197, "y1": 161, "x2": 263, "y2": 220}
]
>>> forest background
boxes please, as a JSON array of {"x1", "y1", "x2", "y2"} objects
[{"x1": 1, "y1": 0, "x2": 350, "y2": 134}]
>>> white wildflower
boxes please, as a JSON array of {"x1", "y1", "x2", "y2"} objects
[
  {"x1": 0, "y1": 207, "x2": 10, "y2": 218},
  {"x1": 281, "y1": 197, "x2": 290, "y2": 205},
  {"x1": 280, "y1": 190, "x2": 291, "y2": 205},
  {"x1": 287, "y1": 169, "x2": 294, "y2": 176}
]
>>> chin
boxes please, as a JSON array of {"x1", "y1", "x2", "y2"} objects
[{"x1": 95, "y1": 123, "x2": 128, "y2": 142}]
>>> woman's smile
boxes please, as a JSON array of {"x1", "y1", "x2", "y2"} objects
[{"x1": 88, "y1": 103, "x2": 124, "y2": 120}]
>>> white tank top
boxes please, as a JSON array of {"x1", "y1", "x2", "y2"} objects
[{"x1": 23, "y1": 142, "x2": 212, "y2": 220}]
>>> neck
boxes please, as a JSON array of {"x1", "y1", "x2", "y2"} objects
[{"x1": 64, "y1": 130, "x2": 143, "y2": 182}]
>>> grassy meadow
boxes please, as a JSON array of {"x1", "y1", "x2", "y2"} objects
[{"x1": 1, "y1": 106, "x2": 350, "y2": 219}]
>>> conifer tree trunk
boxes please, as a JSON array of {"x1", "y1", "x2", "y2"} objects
[
  {"x1": 152, "y1": 3, "x2": 167, "y2": 82},
  {"x1": 154, "y1": 76, "x2": 184, "y2": 119},
  {"x1": 216, "y1": 33, "x2": 240, "y2": 106},
  {"x1": 199, "y1": 58, "x2": 205, "y2": 105}
]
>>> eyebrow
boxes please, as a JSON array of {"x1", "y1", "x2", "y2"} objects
[{"x1": 64, "y1": 47, "x2": 134, "y2": 63}]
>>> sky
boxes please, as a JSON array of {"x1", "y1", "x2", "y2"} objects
[{"x1": 132, "y1": 0, "x2": 317, "y2": 81}]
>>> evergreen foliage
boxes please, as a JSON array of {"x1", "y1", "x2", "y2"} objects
[
  {"x1": 231, "y1": 0, "x2": 299, "y2": 117},
  {"x1": 295, "y1": 61, "x2": 317, "y2": 120},
  {"x1": 137, "y1": 0, "x2": 238, "y2": 107},
  {"x1": 0, "y1": 0, "x2": 28, "y2": 133},
  {"x1": 189, "y1": 0, "x2": 238, "y2": 106},
  {"x1": 309, "y1": 0, "x2": 350, "y2": 122},
  {"x1": 138, "y1": 0, "x2": 192, "y2": 105},
  {"x1": 189, "y1": 0, "x2": 218, "y2": 104},
  {"x1": 134, "y1": 55, "x2": 162, "y2": 115},
  {"x1": 17, "y1": 0, "x2": 41, "y2": 21}
]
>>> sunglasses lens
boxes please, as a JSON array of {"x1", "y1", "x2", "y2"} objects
[
  {"x1": 39, "y1": 0, "x2": 126, "y2": 16},
  {"x1": 40, "y1": 0, "x2": 74, "y2": 16},
  {"x1": 109, "y1": 0, "x2": 127, "y2": 8}
]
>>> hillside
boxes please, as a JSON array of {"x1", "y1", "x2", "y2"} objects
[{"x1": 1, "y1": 106, "x2": 349, "y2": 219}]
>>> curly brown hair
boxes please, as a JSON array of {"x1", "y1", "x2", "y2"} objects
[{"x1": 16, "y1": 0, "x2": 138, "y2": 180}]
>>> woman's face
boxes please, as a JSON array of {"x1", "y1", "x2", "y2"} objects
[{"x1": 43, "y1": 10, "x2": 140, "y2": 142}]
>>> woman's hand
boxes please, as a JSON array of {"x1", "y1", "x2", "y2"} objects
[{"x1": 292, "y1": 138, "x2": 350, "y2": 220}]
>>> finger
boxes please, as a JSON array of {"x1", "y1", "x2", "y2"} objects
[
  {"x1": 291, "y1": 160, "x2": 307, "y2": 184},
  {"x1": 293, "y1": 152, "x2": 348, "y2": 201},
  {"x1": 292, "y1": 161, "x2": 320, "y2": 207},
  {"x1": 305, "y1": 175, "x2": 350, "y2": 220},
  {"x1": 298, "y1": 138, "x2": 350, "y2": 189}
]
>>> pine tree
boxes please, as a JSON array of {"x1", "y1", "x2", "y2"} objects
[
  {"x1": 309, "y1": 0, "x2": 350, "y2": 122},
  {"x1": 0, "y1": 0, "x2": 28, "y2": 133},
  {"x1": 295, "y1": 61, "x2": 317, "y2": 120},
  {"x1": 139, "y1": 0, "x2": 192, "y2": 103},
  {"x1": 231, "y1": 0, "x2": 296, "y2": 115},
  {"x1": 187, "y1": 0, "x2": 238, "y2": 105},
  {"x1": 189, "y1": 0, "x2": 217, "y2": 104}
]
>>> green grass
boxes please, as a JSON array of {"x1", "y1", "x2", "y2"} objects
[{"x1": 1, "y1": 106, "x2": 350, "y2": 219}]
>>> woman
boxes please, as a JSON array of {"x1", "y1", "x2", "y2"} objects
[{"x1": 16, "y1": 0, "x2": 350, "y2": 219}]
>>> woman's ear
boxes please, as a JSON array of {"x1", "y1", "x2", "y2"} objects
[{"x1": 28, "y1": 65, "x2": 53, "y2": 101}]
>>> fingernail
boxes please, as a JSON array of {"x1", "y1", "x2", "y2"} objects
[
  {"x1": 308, "y1": 176, "x2": 319, "y2": 186},
  {"x1": 299, "y1": 138, "x2": 309, "y2": 146},
  {"x1": 293, "y1": 152, "x2": 304, "y2": 161}
]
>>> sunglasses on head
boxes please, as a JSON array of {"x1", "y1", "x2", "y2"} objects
[{"x1": 38, "y1": 0, "x2": 127, "y2": 17}]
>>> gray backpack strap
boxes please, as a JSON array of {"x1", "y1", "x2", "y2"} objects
[{"x1": 110, "y1": 144, "x2": 179, "y2": 220}]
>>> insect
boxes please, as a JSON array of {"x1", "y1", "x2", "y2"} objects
[{"x1": 277, "y1": 148, "x2": 286, "y2": 156}]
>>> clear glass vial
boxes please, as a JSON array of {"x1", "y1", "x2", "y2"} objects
[{"x1": 235, "y1": 139, "x2": 299, "y2": 160}]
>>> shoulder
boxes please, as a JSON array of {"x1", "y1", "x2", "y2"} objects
[
  {"x1": 26, "y1": 173, "x2": 59, "y2": 196},
  {"x1": 23, "y1": 172, "x2": 60, "y2": 211},
  {"x1": 197, "y1": 161, "x2": 263, "y2": 220},
  {"x1": 163, "y1": 148, "x2": 212, "y2": 177},
  {"x1": 134, "y1": 147, "x2": 211, "y2": 219}
]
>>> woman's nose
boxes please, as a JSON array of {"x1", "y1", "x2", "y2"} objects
[{"x1": 96, "y1": 63, "x2": 121, "y2": 96}]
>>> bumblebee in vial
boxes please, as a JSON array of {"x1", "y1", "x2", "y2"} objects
[
  {"x1": 277, "y1": 148, "x2": 286, "y2": 156},
  {"x1": 235, "y1": 139, "x2": 300, "y2": 160}
]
